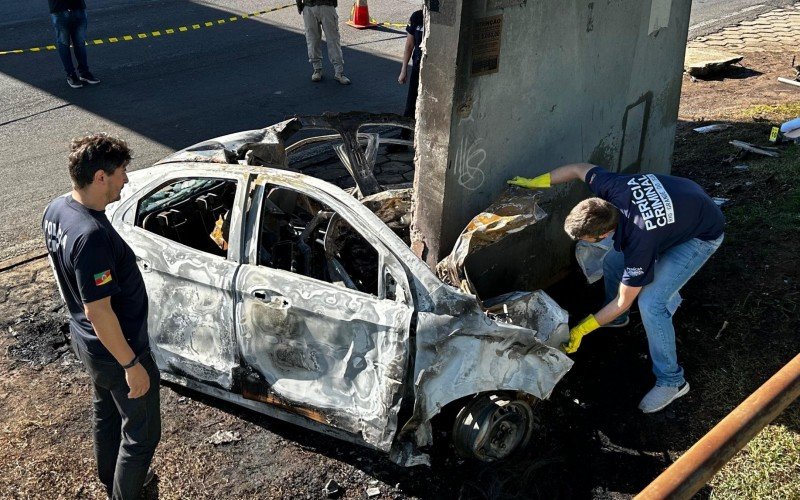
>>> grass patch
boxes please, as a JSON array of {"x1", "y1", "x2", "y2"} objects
[
  {"x1": 724, "y1": 143, "x2": 800, "y2": 231},
  {"x1": 740, "y1": 101, "x2": 800, "y2": 120},
  {"x1": 703, "y1": 140, "x2": 800, "y2": 498},
  {"x1": 710, "y1": 424, "x2": 800, "y2": 499}
]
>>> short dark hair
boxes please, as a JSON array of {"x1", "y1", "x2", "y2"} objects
[
  {"x1": 564, "y1": 197, "x2": 619, "y2": 240},
  {"x1": 68, "y1": 134, "x2": 132, "y2": 189}
]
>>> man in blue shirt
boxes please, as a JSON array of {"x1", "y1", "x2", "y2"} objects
[
  {"x1": 509, "y1": 163, "x2": 724, "y2": 413},
  {"x1": 43, "y1": 134, "x2": 159, "y2": 498}
]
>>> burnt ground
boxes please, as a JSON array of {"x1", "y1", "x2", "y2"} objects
[{"x1": 2, "y1": 51, "x2": 799, "y2": 499}]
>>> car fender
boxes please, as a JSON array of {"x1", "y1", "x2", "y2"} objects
[{"x1": 390, "y1": 286, "x2": 573, "y2": 466}]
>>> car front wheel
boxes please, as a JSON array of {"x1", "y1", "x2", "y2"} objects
[{"x1": 451, "y1": 392, "x2": 535, "y2": 462}]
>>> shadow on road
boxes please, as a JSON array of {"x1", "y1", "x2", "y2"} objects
[{"x1": 0, "y1": 1, "x2": 407, "y2": 152}]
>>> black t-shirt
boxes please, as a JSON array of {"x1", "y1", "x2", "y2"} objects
[
  {"x1": 406, "y1": 10, "x2": 423, "y2": 64},
  {"x1": 49, "y1": 0, "x2": 86, "y2": 13},
  {"x1": 43, "y1": 195, "x2": 149, "y2": 360},
  {"x1": 586, "y1": 167, "x2": 725, "y2": 287}
]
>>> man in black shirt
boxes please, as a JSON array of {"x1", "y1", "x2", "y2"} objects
[
  {"x1": 43, "y1": 134, "x2": 159, "y2": 498},
  {"x1": 398, "y1": 9, "x2": 423, "y2": 143},
  {"x1": 48, "y1": 0, "x2": 100, "y2": 88}
]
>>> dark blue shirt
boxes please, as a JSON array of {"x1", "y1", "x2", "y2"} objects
[
  {"x1": 49, "y1": 0, "x2": 86, "y2": 13},
  {"x1": 406, "y1": 10, "x2": 423, "y2": 64},
  {"x1": 43, "y1": 195, "x2": 149, "y2": 360},
  {"x1": 586, "y1": 167, "x2": 725, "y2": 287}
]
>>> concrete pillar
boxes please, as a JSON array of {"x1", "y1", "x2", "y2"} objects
[{"x1": 412, "y1": 0, "x2": 691, "y2": 296}]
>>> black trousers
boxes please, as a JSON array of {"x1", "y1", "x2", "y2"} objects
[
  {"x1": 400, "y1": 62, "x2": 420, "y2": 141},
  {"x1": 76, "y1": 345, "x2": 161, "y2": 499}
]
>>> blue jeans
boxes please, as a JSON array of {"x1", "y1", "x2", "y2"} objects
[
  {"x1": 75, "y1": 344, "x2": 161, "y2": 500},
  {"x1": 603, "y1": 234, "x2": 724, "y2": 387},
  {"x1": 51, "y1": 9, "x2": 89, "y2": 75}
]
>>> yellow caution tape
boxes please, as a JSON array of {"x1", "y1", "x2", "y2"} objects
[
  {"x1": 0, "y1": 4, "x2": 295, "y2": 56},
  {"x1": 369, "y1": 18, "x2": 407, "y2": 28}
]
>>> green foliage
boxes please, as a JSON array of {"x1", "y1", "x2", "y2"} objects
[
  {"x1": 710, "y1": 424, "x2": 800, "y2": 499},
  {"x1": 725, "y1": 143, "x2": 800, "y2": 232}
]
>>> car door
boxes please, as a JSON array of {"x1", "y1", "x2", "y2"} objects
[
  {"x1": 115, "y1": 170, "x2": 250, "y2": 390},
  {"x1": 234, "y1": 174, "x2": 414, "y2": 451}
]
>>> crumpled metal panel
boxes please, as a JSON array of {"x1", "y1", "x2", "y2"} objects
[
  {"x1": 436, "y1": 187, "x2": 547, "y2": 296},
  {"x1": 484, "y1": 290, "x2": 570, "y2": 349},
  {"x1": 153, "y1": 119, "x2": 301, "y2": 167},
  {"x1": 390, "y1": 285, "x2": 574, "y2": 466},
  {"x1": 235, "y1": 264, "x2": 412, "y2": 451}
]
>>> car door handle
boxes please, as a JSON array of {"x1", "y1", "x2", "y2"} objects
[
  {"x1": 138, "y1": 258, "x2": 152, "y2": 272},
  {"x1": 252, "y1": 290, "x2": 290, "y2": 308}
]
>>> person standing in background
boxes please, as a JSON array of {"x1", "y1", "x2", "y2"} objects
[
  {"x1": 49, "y1": 0, "x2": 100, "y2": 88},
  {"x1": 397, "y1": 9, "x2": 423, "y2": 144},
  {"x1": 298, "y1": 0, "x2": 351, "y2": 84}
]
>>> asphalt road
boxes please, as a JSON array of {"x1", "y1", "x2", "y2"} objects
[
  {"x1": 0, "y1": 0, "x2": 794, "y2": 263},
  {"x1": 688, "y1": 0, "x2": 797, "y2": 37},
  {"x1": 0, "y1": 0, "x2": 418, "y2": 262}
]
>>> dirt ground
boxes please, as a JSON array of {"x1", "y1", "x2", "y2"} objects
[{"x1": 2, "y1": 50, "x2": 799, "y2": 499}]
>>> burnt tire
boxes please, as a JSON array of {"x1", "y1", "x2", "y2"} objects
[{"x1": 451, "y1": 393, "x2": 535, "y2": 463}]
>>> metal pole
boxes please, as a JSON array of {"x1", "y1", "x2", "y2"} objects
[{"x1": 636, "y1": 353, "x2": 800, "y2": 500}]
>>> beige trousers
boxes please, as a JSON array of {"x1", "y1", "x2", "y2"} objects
[{"x1": 302, "y1": 5, "x2": 344, "y2": 75}]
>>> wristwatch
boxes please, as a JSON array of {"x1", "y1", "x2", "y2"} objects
[{"x1": 122, "y1": 354, "x2": 140, "y2": 370}]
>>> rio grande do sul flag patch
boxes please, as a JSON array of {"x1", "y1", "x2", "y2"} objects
[{"x1": 93, "y1": 270, "x2": 112, "y2": 286}]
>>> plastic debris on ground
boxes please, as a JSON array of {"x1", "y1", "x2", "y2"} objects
[
  {"x1": 712, "y1": 197, "x2": 730, "y2": 207},
  {"x1": 780, "y1": 117, "x2": 800, "y2": 141},
  {"x1": 323, "y1": 479, "x2": 341, "y2": 498},
  {"x1": 729, "y1": 140, "x2": 780, "y2": 158},
  {"x1": 207, "y1": 430, "x2": 242, "y2": 445},
  {"x1": 777, "y1": 77, "x2": 800, "y2": 88},
  {"x1": 693, "y1": 124, "x2": 732, "y2": 134}
]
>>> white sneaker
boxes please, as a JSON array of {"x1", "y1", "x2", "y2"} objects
[
  {"x1": 334, "y1": 73, "x2": 351, "y2": 85},
  {"x1": 603, "y1": 315, "x2": 630, "y2": 328},
  {"x1": 311, "y1": 69, "x2": 323, "y2": 82},
  {"x1": 638, "y1": 382, "x2": 690, "y2": 413}
]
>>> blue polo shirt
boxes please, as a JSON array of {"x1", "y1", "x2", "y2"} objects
[
  {"x1": 43, "y1": 195, "x2": 149, "y2": 360},
  {"x1": 585, "y1": 167, "x2": 724, "y2": 287}
]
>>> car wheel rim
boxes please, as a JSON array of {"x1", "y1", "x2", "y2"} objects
[{"x1": 452, "y1": 394, "x2": 535, "y2": 462}]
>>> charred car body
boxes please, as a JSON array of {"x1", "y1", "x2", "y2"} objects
[{"x1": 104, "y1": 113, "x2": 573, "y2": 466}]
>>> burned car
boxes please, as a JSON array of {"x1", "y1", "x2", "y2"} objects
[{"x1": 105, "y1": 112, "x2": 573, "y2": 466}]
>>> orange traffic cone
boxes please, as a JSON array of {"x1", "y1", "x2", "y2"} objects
[{"x1": 346, "y1": 0, "x2": 377, "y2": 29}]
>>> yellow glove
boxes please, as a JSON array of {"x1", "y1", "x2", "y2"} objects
[
  {"x1": 507, "y1": 173, "x2": 551, "y2": 189},
  {"x1": 563, "y1": 315, "x2": 601, "y2": 354}
]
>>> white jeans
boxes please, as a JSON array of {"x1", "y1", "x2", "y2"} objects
[{"x1": 302, "y1": 5, "x2": 344, "y2": 74}]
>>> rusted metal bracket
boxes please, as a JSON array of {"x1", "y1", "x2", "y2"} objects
[{"x1": 636, "y1": 353, "x2": 800, "y2": 500}]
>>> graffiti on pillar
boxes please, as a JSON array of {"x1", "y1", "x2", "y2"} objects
[{"x1": 454, "y1": 135, "x2": 486, "y2": 190}]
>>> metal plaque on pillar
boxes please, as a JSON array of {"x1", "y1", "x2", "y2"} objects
[{"x1": 470, "y1": 15, "x2": 503, "y2": 77}]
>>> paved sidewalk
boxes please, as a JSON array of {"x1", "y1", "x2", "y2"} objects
[{"x1": 690, "y1": 4, "x2": 800, "y2": 52}]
